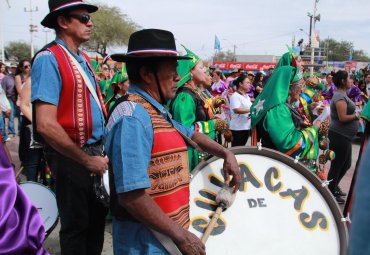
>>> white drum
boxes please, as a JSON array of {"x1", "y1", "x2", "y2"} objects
[
  {"x1": 20, "y1": 182, "x2": 59, "y2": 237},
  {"x1": 189, "y1": 147, "x2": 348, "y2": 255}
]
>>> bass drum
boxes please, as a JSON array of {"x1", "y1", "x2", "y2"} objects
[
  {"x1": 189, "y1": 147, "x2": 348, "y2": 255},
  {"x1": 20, "y1": 181, "x2": 59, "y2": 237}
]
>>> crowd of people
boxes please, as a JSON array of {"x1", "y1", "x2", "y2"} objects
[{"x1": 1, "y1": 0, "x2": 370, "y2": 254}]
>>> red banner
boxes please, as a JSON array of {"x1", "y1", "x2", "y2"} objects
[{"x1": 213, "y1": 62, "x2": 276, "y2": 71}]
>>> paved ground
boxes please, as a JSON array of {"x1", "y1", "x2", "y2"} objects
[{"x1": 5, "y1": 130, "x2": 362, "y2": 255}]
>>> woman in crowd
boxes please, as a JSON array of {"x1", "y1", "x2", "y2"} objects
[
  {"x1": 0, "y1": 63, "x2": 9, "y2": 141},
  {"x1": 229, "y1": 75, "x2": 252, "y2": 146},
  {"x1": 18, "y1": 60, "x2": 43, "y2": 181},
  {"x1": 211, "y1": 70, "x2": 228, "y2": 97},
  {"x1": 15, "y1": 60, "x2": 31, "y2": 164},
  {"x1": 0, "y1": 62, "x2": 7, "y2": 83},
  {"x1": 253, "y1": 71, "x2": 265, "y2": 98},
  {"x1": 359, "y1": 80, "x2": 368, "y2": 105},
  {"x1": 327, "y1": 70, "x2": 360, "y2": 204}
]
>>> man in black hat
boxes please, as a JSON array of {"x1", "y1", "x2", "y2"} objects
[
  {"x1": 31, "y1": 1, "x2": 108, "y2": 254},
  {"x1": 106, "y1": 29, "x2": 241, "y2": 255}
]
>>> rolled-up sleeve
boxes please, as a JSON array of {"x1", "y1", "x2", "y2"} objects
[
  {"x1": 31, "y1": 51, "x2": 62, "y2": 106},
  {"x1": 105, "y1": 112, "x2": 153, "y2": 193}
]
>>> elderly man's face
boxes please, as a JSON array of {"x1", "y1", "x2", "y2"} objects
[{"x1": 156, "y1": 59, "x2": 180, "y2": 101}]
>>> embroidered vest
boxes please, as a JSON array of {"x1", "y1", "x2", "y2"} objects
[
  {"x1": 110, "y1": 94, "x2": 190, "y2": 228},
  {"x1": 47, "y1": 44, "x2": 106, "y2": 147}
]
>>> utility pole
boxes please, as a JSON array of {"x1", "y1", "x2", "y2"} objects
[
  {"x1": 24, "y1": 0, "x2": 38, "y2": 58},
  {"x1": 233, "y1": 44, "x2": 237, "y2": 62},
  {"x1": 310, "y1": 0, "x2": 320, "y2": 75}
]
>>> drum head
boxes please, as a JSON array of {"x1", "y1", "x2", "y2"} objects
[
  {"x1": 189, "y1": 147, "x2": 348, "y2": 255},
  {"x1": 20, "y1": 182, "x2": 59, "y2": 235}
]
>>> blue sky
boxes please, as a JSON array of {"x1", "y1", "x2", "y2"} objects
[{"x1": 1, "y1": 0, "x2": 370, "y2": 59}]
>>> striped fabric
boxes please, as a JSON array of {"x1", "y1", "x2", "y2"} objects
[
  {"x1": 128, "y1": 94, "x2": 190, "y2": 228},
  {"x1": 285, "y1": 126, "x2": 318, "y2": 160}
]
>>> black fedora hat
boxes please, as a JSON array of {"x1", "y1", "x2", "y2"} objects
[
  {"x1": 41, "y1": 0, "x2": 98, "y2": 28},
  {"x1": 111, "y1": 29, "x2": 191, "y2": 62}
]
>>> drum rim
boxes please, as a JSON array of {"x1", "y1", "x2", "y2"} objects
[
  {"x1": 19, "y1": 181, "x2": 59, "y2": 237},
  {"x1": 191, "y1": 146, "x2": 348, "y2": 255}
]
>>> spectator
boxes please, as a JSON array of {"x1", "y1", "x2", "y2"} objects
[
  {"x1": 229, "y1": 75, "x2": 252, "y2": 146},
  {"x1": 225, "y1": 68, "x2": 238, "y2": 87},
  {"x1": 262, "y1": 67, "x2": 274, "y2": 86},
  {"x1": 253, "y1": 71, "x2": 265, "y2": 98},
  {"x1": 1, "y1": 63, "x2": 18, "y2": 137},
  {"x1": 0, "y1": 62, "x2": 7, "y2": 84},
  {"x1": 327, "y1": 70, "x2": 360, "y2": 204},
  {"x1": 359, "y1": 80, "x2": 368, "y2": 104},
  {"x1": 0, "y1": 85, "x2": 11, "y2": 142},
  {"x1": 322, "y1": 74, "x2": 337, "y2": 104},
  {"x1": 365, "y1": 73, "x2": 370, "y2": 97},
  {"x1": 247, "y1": 71, "x2": 256, "y2": 102},
  {"x1": 19, "y1": 61, "x2": 44, "y2": 182},
  {"x1": 211, "y1": 70, "x2": 228, "y2": 97},
  {"x1": 15, "y1": 60, "x2": 32, "y2": 166}
]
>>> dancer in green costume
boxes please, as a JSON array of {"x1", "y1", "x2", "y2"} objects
[
  {"x1": 251, "y1": 66, "x2": 321, "y2": 170},
  {"x1": 104, "y1": 64, "x2": 129, "y2": 112},
  {"x1": 169, "y1": 46, "x2": 228, "y2": 171}
]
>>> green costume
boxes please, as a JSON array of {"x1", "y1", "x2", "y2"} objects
[
  {"x1": 169, "y1": 46, "x2": 216, "y2": 171},
  {"x1": 299, "y1": 77, "x2": 324, "y2": 124},
  {"x1": 251, "y1": 66, "x2": 319, "y2": 166},
  {"x1": 104, "y1": 65, "x2": 128, "y2": 111}
]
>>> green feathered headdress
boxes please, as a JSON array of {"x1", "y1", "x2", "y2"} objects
[{"x1": 176, "y1": 45, "x2": 200, "y2": 88}]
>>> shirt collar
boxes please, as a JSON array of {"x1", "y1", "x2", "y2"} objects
[
  {"x1": 128, "y1": 84, "x2": 171, "y2": 118},
  {"x1": 55, "y1": 37, "x2": 84, "y2": 64}
]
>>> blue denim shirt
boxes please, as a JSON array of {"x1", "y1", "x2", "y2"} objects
[
  {"x1": 31, "y1": 37, "x2": 105, "y2": 144},
  {"x1": 348, "y1": 143, "x2": 370, "y2": 255},
  {"x1": 105, "y1": 84, "x2": 194, "y2": 254}
]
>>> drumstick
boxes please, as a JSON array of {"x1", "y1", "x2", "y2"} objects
[
  {"x1": 201, "y1": 186, "x2": 236, "y2": 244},
  {"x1": 16, "y1": 166, "x2": 24, "y2": 179}
]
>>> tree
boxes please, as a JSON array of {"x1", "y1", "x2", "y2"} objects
[
  {"x1": 320, "y1": 38, "x2": 370, "y2": 62},
  {"x1": 84, "y1": 3, "x2": 140, "y2": 56},
  {"x1": 213, "y1": 50, "x2": 235, "y2": 62},
  {"x1": 5, "y1": 41, "x2": 36, "y2": 61}
]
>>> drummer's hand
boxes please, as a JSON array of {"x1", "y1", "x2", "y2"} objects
[
  {"x1": 222, "y1": 150, "x2": 241, "y2": 193},
  {"x1": 85, "y1": 155, "x2": 108, "y2": 176},
  {"x1": 175, "y1": 230, "x2": 206, "y2": 255}
]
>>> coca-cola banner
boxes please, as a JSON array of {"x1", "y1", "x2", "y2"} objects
[{"x1": 213, "y1": 62, "x2": 276, "y2": 71}]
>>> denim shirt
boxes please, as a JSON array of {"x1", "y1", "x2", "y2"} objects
[
  {"x1": 31, "y1": 37, "x2": 105, "y2": 144},
  {"x1": 105, "y1": 84, "x2": 194, "y2": 193}
]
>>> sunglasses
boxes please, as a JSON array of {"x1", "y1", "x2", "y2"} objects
[
  {"x1": 23, "y1": 65, "x2": 30, "y2": 69},
  {"x1": 65, "y1": 13, "x2": 91, "y2": 24}
]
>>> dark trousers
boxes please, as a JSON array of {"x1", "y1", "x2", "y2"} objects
[
  {"x1": 19, "y1": 116, "x2": 43, "y2": 181},
  {"x1": 327, "y1": 130, "x2": 352, "y2": 193},
  {"x1": 51, "y1": 146, "x2": 108, "y2": 255},
  {"x1": 231, "y1": 129, "x2": 250, "y2": 147}
]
